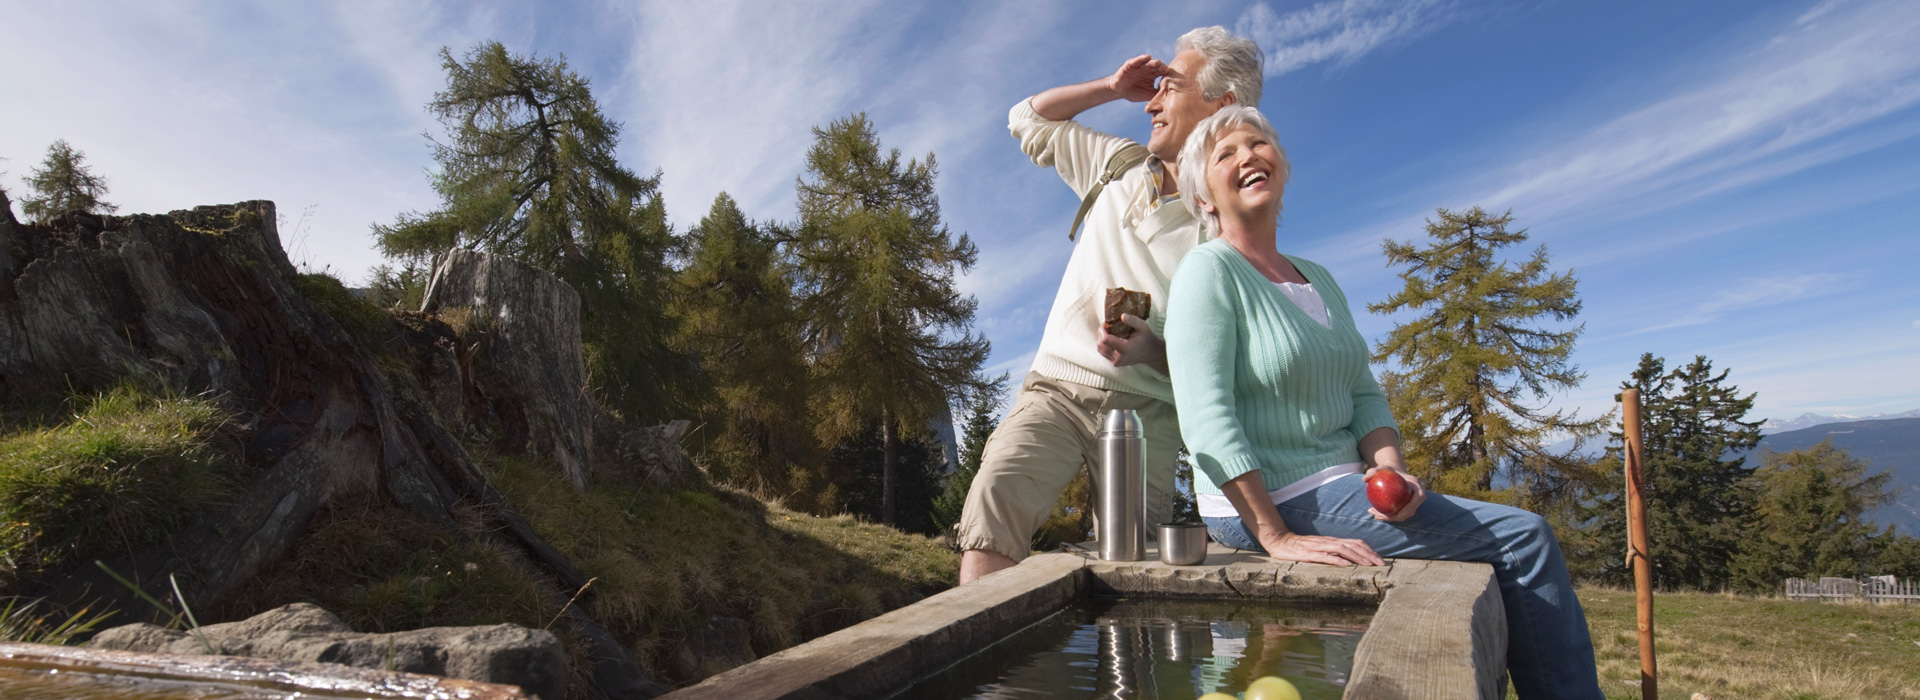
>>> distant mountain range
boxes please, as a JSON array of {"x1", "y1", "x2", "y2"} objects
[
  {"x1": 1540, "y1": 412, "x2": 1918, "y2": 536},
  {"x1": 1751, "y1": 417, "x2": 1920, "y2": 537},
  {"x1": 1761, "y1": 409, "x2": 1920, "y2": 434}
]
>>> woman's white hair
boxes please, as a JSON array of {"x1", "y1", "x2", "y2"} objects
[
  {"x1": 1176, "y1": 26, "x2": 1264, "y2": 108},
  {"x1": 1178, "y1": 104, "x2": 1290, "y2": 240}
]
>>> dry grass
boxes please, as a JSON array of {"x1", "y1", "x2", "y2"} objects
[
  {"x1": 1575, "y1": 585, "x2": 1920, "y2": 700},
  {"x1": 480, "y1": 449, "x2": 957, "y2": 688},
  {"x1": 218, "y1": 503, "x2": 562, "y2": 634}
]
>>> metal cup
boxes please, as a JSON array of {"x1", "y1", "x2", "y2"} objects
[{"x1": 1159, "y1": 523, "x2": 1208, "y2": 566}]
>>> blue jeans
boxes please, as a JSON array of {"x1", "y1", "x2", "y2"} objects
[{"x1": 1202, "y1": 474, "x2": 1601, "y2": 700}]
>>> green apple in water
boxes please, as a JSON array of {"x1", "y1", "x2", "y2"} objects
[
  {"x1": 1245, "y1": 675, "x2": 1302, "y2": 700},
  {"x1": 1196, "y1": 693, "x2": 1237, "y2": 700}
]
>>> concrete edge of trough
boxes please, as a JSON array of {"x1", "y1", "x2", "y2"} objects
[
  {"x1": 663, "y1": 544, "x2": 1506, "y2": 700},
  {"x1": 0, "y1": 641, "x2": 534, "y2": 698},
  {"x1": 660, "y1": 553, "x2": 1087, "y2": 700},
  {"x1": 1081, "y1": 546, "x2": 1506, "y2": 700}
]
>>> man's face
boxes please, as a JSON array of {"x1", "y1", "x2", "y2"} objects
[{"x1": 1146, "y1": 49, "x2": 1231, "y2": 163}]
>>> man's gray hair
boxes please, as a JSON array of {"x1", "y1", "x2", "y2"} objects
[
  {"x1": 1178, "y1": 104, "x2": 1290, "y2": 240},
  {"x1": 1176, "y1": 26, "x2": 1264, "y2": 108}
]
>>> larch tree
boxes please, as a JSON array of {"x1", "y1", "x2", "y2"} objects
[
  {"x1": 1369, "y1": 206, "x2": 1605, "y2": 503},
  {"x1": 1567, "y1": 353, "x2": 1764, "y2": 588},
  {"x1": 793, "y1": 114, "x2": 990, "y2": 527},
  {"x1": 671, "y1": 193, "x2": 825, "y2": 508},
  {"x1": 22, "y1": 140, "x2": 117, "y2": 223},
  {"x1": 374, "y1": 41, "x2": 694, "y2": 423}
]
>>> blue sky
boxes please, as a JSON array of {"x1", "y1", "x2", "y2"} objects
[{"x1": 3, "y1": 0, "x2": 1916, "y2": 427}]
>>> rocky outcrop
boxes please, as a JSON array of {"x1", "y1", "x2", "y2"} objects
[
  {"x1": 422, "y1": 250, "x2": 596, "y2": 490},
  {"x1": 91, "y1": 603, "x2": 565, "y2": 700},
  {"x1": 0, "y1": 202, "x2": 667, "y2": 699}
]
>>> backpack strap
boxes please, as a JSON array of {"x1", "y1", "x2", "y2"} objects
[{"x1": 1068, "y1": 144, "x2": 1150, "y2": 241}]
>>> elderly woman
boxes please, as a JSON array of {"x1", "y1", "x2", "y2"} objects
[{"x1": 1162, "y1": 105, "x2": 1601, "y2": 700}]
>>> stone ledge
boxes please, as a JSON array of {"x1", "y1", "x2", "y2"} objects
[
  {"x1": 662, "y1": 545, "x2": 1505, "y2": 700},
  {"x1": 661, "y1": 553, "x2": 1086, "y2": 700}
]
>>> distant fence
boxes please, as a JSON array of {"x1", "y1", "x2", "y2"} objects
[{"x1": 1784, "y1": 576, "x2": 1920, "y2": 603}]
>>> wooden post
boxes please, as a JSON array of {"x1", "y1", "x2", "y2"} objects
[{"x1": 1622, "y1": 388, "x2": 1657, "y2": 700}]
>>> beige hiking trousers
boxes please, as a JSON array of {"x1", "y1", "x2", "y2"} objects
[{"x1": 957, "y1": 371, "x2": 1182, "y2": 562}]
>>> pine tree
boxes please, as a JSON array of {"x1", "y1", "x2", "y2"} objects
[
  {"x1": 1730, "y1": 441, "x2": 1893, "y2": 591},
  {"x1": 793, "y1": 114, "x2": 991, "y2": 526},
  {"x1": 22, "y1": 140, "x2": 117, "y2": 223},
  {"x1": 374, "y1": 42, "x2": 694, "y2": 423},
  {"x1": 1568, "y1": 354, "x2": 1763, "y2": 588},
  {"x1": 931, "y1": 376, "x2": 1009, "y2": 536},
  {"x1": 1369, "y1": 206, "x2": 1604, "y2": 503},
  {"x1": 672, "y1": 193, "x2": 824, "y2": 507}
]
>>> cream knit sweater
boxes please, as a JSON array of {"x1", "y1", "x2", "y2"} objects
[{"x1": 1009, "y1": 99, "x2": 1201, "y2": 403}]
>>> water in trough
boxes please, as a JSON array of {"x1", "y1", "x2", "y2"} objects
[{"x1": 894, "y1": 596, "x2": 1373, "y2": 699}]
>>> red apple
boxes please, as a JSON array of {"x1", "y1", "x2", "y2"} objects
[{"x1": 1367, "y1": 470, "x2": 1413, "y2": 517}]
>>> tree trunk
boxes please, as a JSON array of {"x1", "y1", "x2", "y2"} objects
[{"x1": 881, "y1": 408, "x2": 898, "y2": 526}]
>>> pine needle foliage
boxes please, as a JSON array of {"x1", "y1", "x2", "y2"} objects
[
  {"x1": 930, "y1": 376, "x2": 1008, "y2": 537},
  {"x1": 1368, "y1": 206, "x2": 1604, "y2": 502},
  {"x1": 671, "y1": 193, "x2": 824, "y2": 507},
  {"x1": 374, "y1": 41, "x2": 693, "y2": 423},
  {"x1": 22, "y1": 140, "x2": 116, "y2": 223},
  {"x1": 1730, "y1": 441, "x2": 1894, "y2": 591},
  {"x1": 1568, "y1": 353, "x2": 1764, "y2": 589},
  {"x1": 793, "y1": 114, "x2": 990, "y2": 526}
]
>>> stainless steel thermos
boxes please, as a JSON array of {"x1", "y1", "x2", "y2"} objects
[{"x1": 1098, "y1": 409, "x2": 1147, "y2": 561}]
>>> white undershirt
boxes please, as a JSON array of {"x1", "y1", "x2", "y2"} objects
[
  {"x1": 1274, "y1": 281, "x2": 1331, "y2": 328},
  {"x1": 1197, "y1": 463, "x2": 1363, "y2": 517},
  {"x1": 1195, "y1": 280, "x2": 1345, "y2": 518}
]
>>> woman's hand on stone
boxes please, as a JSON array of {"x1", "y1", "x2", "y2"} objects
[{"x1": 1255, "y1": 528, "x2": 1384, "y2": 567}]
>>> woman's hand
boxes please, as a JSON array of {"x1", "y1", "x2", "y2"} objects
[
  {"x1": 1363, "y1": 466, "x2": 1426, "y2": 522},
  {"x1": 1253, "y1": 525, "x2": 1385, "y2": 567},
  {"x1": 1223, "y1": 471, "x2": 1383, "y2": 566}
]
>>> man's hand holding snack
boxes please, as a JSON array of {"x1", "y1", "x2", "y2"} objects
[{"x1": 1098, "y1": 288, "x2": 1166, "y2": 372}]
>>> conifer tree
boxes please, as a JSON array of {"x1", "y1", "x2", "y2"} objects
[
  {"x1": 1567, "y1": 353, "x2": 1763, "y2": 588},
  {"x1": 22, "y1": 140, "x2": 117, "y2": 223},
  {"x1": 1730, "y1": 441, "x2": 1892, "y2": 591},
  {"x1": 1369, "y1": 206, "x2": 1604, "y2": 502},
  {"x1": 672, "y1": 193, "x2": 824, "y2": 507},
  {"x1": 793, "y1": 114, "x2": 991, "y2": 526},
  {"x1": 375, "y1": 41, "x2": 693, "y2": 423},
  {"x1": 931, "y1": 376, "x2": 1009, "y2": 536}
]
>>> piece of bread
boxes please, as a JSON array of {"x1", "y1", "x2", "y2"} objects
[{"x1": 1103, "y1": 288, "x2": 1151, "y2": 338}]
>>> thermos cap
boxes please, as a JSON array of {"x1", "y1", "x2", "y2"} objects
[{"x1": 1100, "y1": 408, "x2": 1142, "y2": 437}]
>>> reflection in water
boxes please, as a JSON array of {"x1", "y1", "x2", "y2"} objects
[{"x1": 894, "y1": 597, "x2": 1371, "y2": 700}]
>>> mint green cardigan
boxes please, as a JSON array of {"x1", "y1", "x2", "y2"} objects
[{"x1": 1164, "y1": 239, "x2": 1398, "y2": 496}]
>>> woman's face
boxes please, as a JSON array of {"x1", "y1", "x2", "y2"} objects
[{"x1": 1199, "y1": 123, "x2": 1284, "y2": 225}]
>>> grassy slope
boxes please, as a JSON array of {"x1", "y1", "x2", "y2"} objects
[
  {"x1": 1576, "y1": 586, "x2": 1920, "y2": 700},
  {"x1": 0, "y1": 387, "x2": 239, "y2": 594},
  {"x1": 480, "y1": 450, "x2": 956, "y2": 686}
]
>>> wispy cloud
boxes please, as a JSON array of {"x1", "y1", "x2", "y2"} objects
[
  {"x1": 1627, "y1": 272, "x2": 1852, "y2": 334},
  {"x1": 1468, "y1": 0, "x2": 1920, "y2": 229},
  {"x1": 1235, "y1": 0, "x2": 1462, "y2": 77},
  {"x1": 0, "y1": 1, "x2": 510, "y2": 281}
]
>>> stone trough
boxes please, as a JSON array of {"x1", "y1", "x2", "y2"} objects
[{"x1": 666, "y1": 545, "x2": 1507, "y2": 700}]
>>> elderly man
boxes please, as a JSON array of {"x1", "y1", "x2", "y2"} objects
[{"x1": 958, "y1": 27, "x2": 1264, "y2": 583}]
